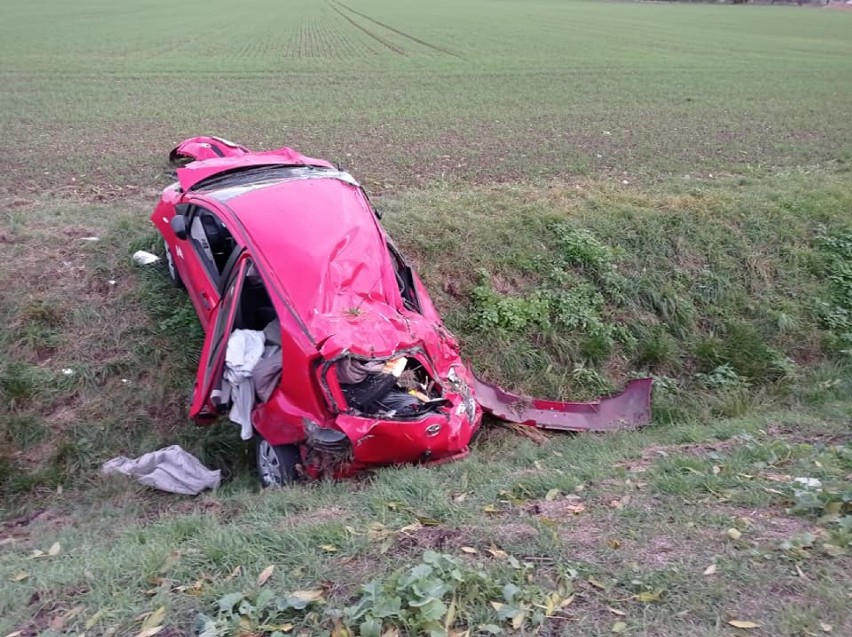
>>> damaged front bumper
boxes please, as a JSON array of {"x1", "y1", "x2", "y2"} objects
[{"x1": 472, "y1": 374, "x2": 653, "y2": 432}]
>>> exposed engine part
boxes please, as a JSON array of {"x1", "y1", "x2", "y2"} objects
[
  {"x1": 336, "y1": 355, "x2": 445, "y2": 418},
  {"x1": 340, "y1": 372, "x2": 398, "y2": 411},
  {"x1": 337, "y1": 357, "x2": 383, "y2": 384}
]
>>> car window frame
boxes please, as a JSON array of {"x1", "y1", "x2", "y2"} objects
[{"x1": 185, "y1": 203, "x2": 239, "y2": 288}]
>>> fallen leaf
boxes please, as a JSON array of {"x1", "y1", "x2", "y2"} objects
[
  {"x1": 141, "y1": 606, "x2": 166, "y2": 630},
  {"x1": 10, "y1": 571, "x2": 29, "y2": 582},
  {"x1": 48, "y1": 542, "x2": 61, "y2": 556},
  {"x1": 319, "y1": 544, "x2": 338, "y2": 553},
  {"x1": 703, "y1": 564, "x2": 717, "y2": 576},
  {"x1": 608, "y1": 607, "x2": 627, "y2": 616},
  {"x1": 612, "y1": 621, "x2": 627, "y2": 633},
  {"x1": 712, "y1": 465, "x2": 721, "y2": 475},
  {"x1": 453, "y1": 493, "x2": 468, "y2": 503},
  {"x1": 482, "y1": 504, "x2": 500, "y2": 514},
  {"x1": 136, "y1": 627, "x2": 164, "y2": 637},
  {"x1": 490, "y1": 601, "x2": 505, "y2": 612},
  {"x1": 460, "y1": 546, "x2": 478, "y2": 554},
  {"x1": 257, "y1": 565, "x2": 275, "y2": 586},
  {"x1": 225, "y1": 565, "x2": 241, "y2": 581},
  {"x1": 820, "y1": 622, "x2": 833, "y2": 633},
  {"x1": 588, "y1": 577, "x2": 607, "y2": 590},
  {"x1": 416, "y1": 515, "x2": 440, "y2": 526},
  {"x1": 727, "y1": 528, "x2": 742, "y2": 541},
  {"x1": 331, "y1": 619, "x2": 353, "y2": 637},
  {"x1": 486, "y1": 545, "x2": 508, "y2": 559},
  {"x1": 289, "y1": 589, "x2": 324, "y2": 603},
  {"x1": 397, "y1": 522, "x2": 421, "y2": 534},
  {"x1": 545, "y1": 488, "x2": 559, "y2": 501},
  {"x1": 764, "y1": 473, "x2": 792, "y2": 482},
  {"x1": 559, "y1": 595, "x2": 576, "y2": 607},
  {"x1": 634, "y1": 590, "x2": 661, "y2": 603},
  {"x1": 3, "y1": 631, "x2": 23, "y2": 637},
  {"x1": 511, "y1": 610, "x2": 525, "y2": 630},
  {"x1": 727, "y1": 620, "x2": 762, "y2": 629},
  {"x1": 261, "y1": 623, "x2": 294, "y2": 632},
  {"x1": 608, "y1": 539, "x2": 621, "y2": 549}
]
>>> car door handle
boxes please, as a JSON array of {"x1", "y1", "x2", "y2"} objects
[{"x1": 200, "y1": 292, "x2": 212, "y2": 310}]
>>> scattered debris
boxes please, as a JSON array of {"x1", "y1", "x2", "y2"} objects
[
  {"x1": 132, "y1": 250, "x2": 160, "y2": 266},
  {"x1": 794, "y1": 477, "x2": 822, "y2": 490},
  {"x1": 101, "y1": 445, "x2": 220, "y2": 495}
]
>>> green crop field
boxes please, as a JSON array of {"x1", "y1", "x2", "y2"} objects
[
  {"x1": 1, "y1": 1, "x2": 851, "y2": 636},
  {"x1": 1, "y1": 0, "x2": 851, "y2": 197}
]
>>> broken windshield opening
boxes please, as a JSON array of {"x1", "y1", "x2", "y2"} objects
[{"x1": 190, "y1": 164, "x2": 354, "y2": 193}]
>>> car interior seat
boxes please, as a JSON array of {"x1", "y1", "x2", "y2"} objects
[
  {"x1": 235, "y1": 279, "x2": 277, "y2": 331},
  {"x1": 199, "y1": 214, "x2": 234, "y2": 274}
]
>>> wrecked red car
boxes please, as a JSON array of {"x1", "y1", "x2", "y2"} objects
[
  {"x1": 152, "y1": 137, "x2": 651, "y2": 487},
  {"x1": 154, "y1": 138, "x2": 482, "y2": 486}
]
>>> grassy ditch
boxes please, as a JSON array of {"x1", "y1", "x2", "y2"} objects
[
  {"x1": 2, "y1": 173, "x2": 852, "y2": 500},
  {"x1": 0, "y1": 174, "x2": 851, "y2": 634}
]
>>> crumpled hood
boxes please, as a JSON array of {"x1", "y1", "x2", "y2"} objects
[
  {"x1": 227, "y1": 178, "x2": 447, "y2": 362},
  {"x1": 313, "y1": 303, "x2": 463, "y2": 371}
]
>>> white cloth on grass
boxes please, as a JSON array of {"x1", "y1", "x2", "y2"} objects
[
  {"x1": 224, "y1": 328, "x2": 265, "y2": 440},
  {"x1": 101, "y1": 445, "x2": 220, "y2": 495}
]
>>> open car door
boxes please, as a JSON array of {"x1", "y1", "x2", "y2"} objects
[{"x1": 189, "y1": 258, "x2": 250, "y2": 422}]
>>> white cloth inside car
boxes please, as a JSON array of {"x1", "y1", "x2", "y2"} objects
[
  {"x1": 224, "y1": 329, "x2": 265, "y2": 439},
  {"x1": 219, "y1": 321, "x2": 283, "y2": 439}
]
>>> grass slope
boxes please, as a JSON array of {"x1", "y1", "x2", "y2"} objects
[{"x1": 1, "y1": 174, "x2": 851, "y2": 635}]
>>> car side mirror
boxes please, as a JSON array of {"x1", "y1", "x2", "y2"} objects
[{"x1": 171, "y1": 214, "x2": 188, "y2": 240}]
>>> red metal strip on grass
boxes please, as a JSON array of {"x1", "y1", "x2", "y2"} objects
[{"x1": 472, "y1": 374, "x2": 653, "y2": 432}]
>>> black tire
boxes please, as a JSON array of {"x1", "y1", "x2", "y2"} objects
[
  {"x1": 164, "y1": 239, "x2": 185, "y2": 289},
  {"x1": 255, "y1": 437, "x2": 300, "y2": 487}
]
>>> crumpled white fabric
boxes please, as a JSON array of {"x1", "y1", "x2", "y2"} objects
[
  {"x1": 101, "y1": 445, "x2": 220, "y2": 495},
  {"x1": 224, "y1": 329, "x2": 265, "y2": 440}
]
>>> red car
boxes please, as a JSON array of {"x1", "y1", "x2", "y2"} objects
[{"x1": 152, "y1": 137, "x2": 482, "y2": 487}]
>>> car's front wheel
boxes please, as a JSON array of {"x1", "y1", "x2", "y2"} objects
[
  {"x1": 256, "y1": 437, "x2": 300, "y2": 487},
  {"x1": 164, "y1": 239, "x2": 184, "y2": 289}
]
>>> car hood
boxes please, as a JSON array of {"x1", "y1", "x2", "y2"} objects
[{"x1": 227, "y1": 178, "x2": 458, "y2": 362}]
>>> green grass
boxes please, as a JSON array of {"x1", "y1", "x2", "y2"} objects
[
  {"x1": 1, "y1": 0, "x2": 851, "y2": 634},
  {"x1": 0, "y1": 0, "x2": 851, "y2": 197},
  {"x1": 0, "y1": 404, "x2": 849, "y2": 635}
]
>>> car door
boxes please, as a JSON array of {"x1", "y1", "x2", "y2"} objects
[
  {"x1": 178, "y1": 201, "x2": 241, "y2": 330},
  {"x1": 189, "y1": 257, "x2": 250, "y2": 422}
]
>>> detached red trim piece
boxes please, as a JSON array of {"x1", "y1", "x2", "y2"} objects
[{"x1": 472, "y1": 374, "x2": 653, "y2": 432}]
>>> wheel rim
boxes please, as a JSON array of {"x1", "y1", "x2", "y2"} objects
[
  {"x1": 164, "y1": 241, "x2": 176, "y2": 280},
  {"x1": 258, "y1": 440, "x2": 282, "y2": 487}
]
